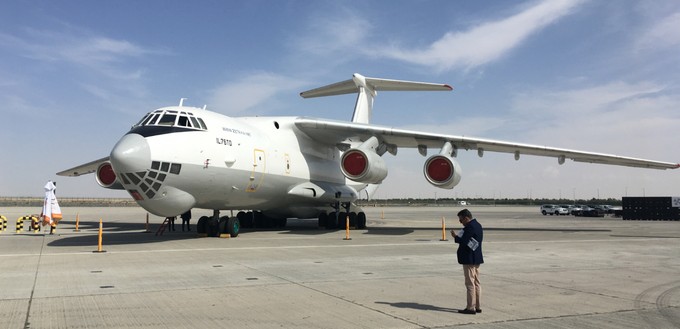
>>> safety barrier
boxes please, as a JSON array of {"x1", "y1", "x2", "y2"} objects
[
  {"x1": 16, "y1": 215, "x2": 39, "y2": 233},
  {"x1": 0, "y1": 215, "x2": 6, "y2": 232},
  {"x1": 31, "y1": 216, "x2": 40, "y2": 232}
]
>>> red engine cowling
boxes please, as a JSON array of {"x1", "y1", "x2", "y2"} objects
[
  {"x1": 423, "y1": 155, "x2": 462, "y2": 189},
  {"x1": 96, "y1": 162, "x2": 124, "y2": 189},
  {"x1": 341, "y1": 149, "x2": 388, "y2": 184}
]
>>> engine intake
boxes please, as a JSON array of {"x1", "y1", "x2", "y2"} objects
[
  {"x1": 423, "y1": 154, "x2": 462, "y2": 189},
  {"x1": 340, "y1": 137, "x2": 388, "y2": 184},
  {"x1": 96, "y1": 162, "x2": 124, "y2": 189}
]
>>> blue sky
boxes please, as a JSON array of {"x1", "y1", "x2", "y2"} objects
[{"x1": 1, "y1": 0, "x2": 679, "y2": 200}]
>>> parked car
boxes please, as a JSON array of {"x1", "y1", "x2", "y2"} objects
[
  {"x1": 601, "y1": 205, "x2": 622, "y2": 214},
  {"x1": 579, "y1": 205, "x2": 605, "y2": 217},
  {"x1": 560, "y1": 205, "x2": 576, "y2": 214},
  {"x1": 570, "y1": 204, "x2": 585, "y2": 216},
  {"x1": 540, "y1": 204, "x2": 569, "y2": 216}
]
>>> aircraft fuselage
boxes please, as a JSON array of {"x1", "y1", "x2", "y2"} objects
[{"x1": 109, "y1": 106, "x2": 363, "y2": 218}]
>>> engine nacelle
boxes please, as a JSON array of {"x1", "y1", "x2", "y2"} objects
[
  {"x1": 341, "y1": 149, "x2": 388, "y2": 184},
  {"x1": 96, "y1": 162, "x2": 124, "y2": 189},
  {"x1": 423, "y1": 155, "x2": 462, "y2": 189}
]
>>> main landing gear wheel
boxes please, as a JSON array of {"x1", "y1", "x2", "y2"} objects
[
  {"x1": 318, "y1": 212, "x2": 328, "y2": 228},
  {"x1": 207, "y1": 217, "x2": 220, "y2": 237},
  {"x1": 196, "y1": 216, "x2": 209, "y2": 234},
  {"x1": 218, "y1": 216, "x2": 240, "y2": 237},
  {"x1": 325, "y1": 212, "x2": 338, "y2": 230},
  {"x1": 357, "y1": 212, "x2": 367, "y2": 229}
]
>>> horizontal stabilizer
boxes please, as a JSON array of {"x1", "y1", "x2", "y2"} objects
[
  {"x1": 300, "y1": 73, "x2": 452, "y2": 98},
  {"x1": 300, "y1": 73, "x2": 452, "y2": 124}
]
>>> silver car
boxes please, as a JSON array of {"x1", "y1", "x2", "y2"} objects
[{"x1": 540, "y1": 204, "x2": 569, "y2": 216}]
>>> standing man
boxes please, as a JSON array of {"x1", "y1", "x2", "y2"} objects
[
  {"x1": 166, "y1": 216, "x2": 176, "y2": 232},
  {"x1": 181, "y1": 210, "x2": 192, "y2": 232},
  {"x1": 451, "y1": 208, "x2": 484, "y2": 314}
]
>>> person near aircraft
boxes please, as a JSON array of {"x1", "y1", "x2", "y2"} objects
[
  {"x1": 166, "y1": 216, "x2": 176, "y2": 232},
  {"x1": 181, "y1": 210, "x2": 192, "y2": 231},
  {"x1": 451, "y1": 208, "x2": 484, "y2": 314}
]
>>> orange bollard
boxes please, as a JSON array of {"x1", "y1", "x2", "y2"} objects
[
  {"x1": 93, "y1": 218, "x2": 106, "y2": 253},
  {"x1": 440, "y1": 216, "x2": 448, "y2": 241},
  {"x1": 343, "y1": 215, "x2": 352, "y2": 240},
  {"x1": 74, "y1": 213, "x2": 80, "y2": 232}
]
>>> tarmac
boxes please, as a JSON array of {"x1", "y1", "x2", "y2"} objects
[{"x1": 0, "y1": 205, "x2": 679, "y2": 329}]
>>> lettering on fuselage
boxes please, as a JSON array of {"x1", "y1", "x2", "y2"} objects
[
  {"x1": 216, "y1": 138, "x2": 232, "y2": 146},
  {"x1": 222, "y1": 127, "x2": 251, "y2": 136}
]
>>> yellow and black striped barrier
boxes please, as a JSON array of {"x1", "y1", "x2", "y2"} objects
[
  {"x1": 31, "y1": 216, "x2": 41, "y2": 233},
  {"x1": 16, "y1": 215, "x2": 39, "y2": 233},
  {"x1": 0, "y1": 215, "x2": 7, "y2": 233}
]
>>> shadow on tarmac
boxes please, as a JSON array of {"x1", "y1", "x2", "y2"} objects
[
  {"x1": 42, "y1": 219, "x2": 612, "y2": 248},
  {"x1": 375, "y1": 301, "x2": 459, "y2": 313}
]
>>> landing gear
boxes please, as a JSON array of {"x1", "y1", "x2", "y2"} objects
[
  {"x1": 196, "y1": 210, "x2": 240, "y2": 237},
  {"x1": 318, "y1": 202, "x2": 367, "y2": 229}
]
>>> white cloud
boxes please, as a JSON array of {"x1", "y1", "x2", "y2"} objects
[
  {"x1": 374, "y1": 0, "x2": 584, "y2": 72},
  {"x1": 636, "y1": 12, "x2": 680, "y2": 52},
  {"x1": 208, "y1": 72, "x2": 306, "y2": 115},
  {"x1": 294, "y1": 9, "x2": 371, "y2": 57}
]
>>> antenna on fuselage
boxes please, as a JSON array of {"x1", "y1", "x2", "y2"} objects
[{"x1": 179, "y1": 98, "x2": 187, "y2": 107}]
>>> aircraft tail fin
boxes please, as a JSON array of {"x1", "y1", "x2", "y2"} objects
[{"x1": 300, "y1": 73, "x2": 452, "y2": 124}]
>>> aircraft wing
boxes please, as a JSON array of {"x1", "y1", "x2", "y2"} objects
[
  {"x1": 294, "y1": 118, "x2": 679, "y2": 170},
  {"x1": 56, "y1": 156, "x2": 110, "y2": 176}
]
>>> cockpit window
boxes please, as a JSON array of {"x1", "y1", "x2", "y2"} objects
[
  {"x1": 197, "y1": 118, "x2": 208, "y2": 130},
  {"x1": 157, "y1": 114, "x2": 176, "y2": 126},
  {"x1": 177, "y1": 116, "x2": 190, "y2": 127},
  {"x1": 189, "y1": 117, "x2": 200, "y2": 128},
  {"x1": 133, "y1": 109, "x2": 207, "y2": 131}
]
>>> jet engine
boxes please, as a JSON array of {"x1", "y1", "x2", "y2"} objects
[
  {"x1": 423, "y1": 142, "x2": 462, "y2": 189},
  {"x1": 96, "y1": 162, "x2": 124, "y2": 189},
  {"x1": 340, "y1": 136, "x2": 388, "y2": 184}
]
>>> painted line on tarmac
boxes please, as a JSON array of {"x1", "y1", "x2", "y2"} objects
[{"x1": 0, "y1": 237, "x2": 662, "y2": 258}]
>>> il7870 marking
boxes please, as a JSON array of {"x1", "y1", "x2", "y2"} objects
[{"x1": 216, "y1": 138, "x2": 232, "y2": 146}]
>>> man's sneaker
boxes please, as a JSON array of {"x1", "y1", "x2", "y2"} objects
[{"x1": 458, "y1": 309, "x2": 476, "y2": 314}]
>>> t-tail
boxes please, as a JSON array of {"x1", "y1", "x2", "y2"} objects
[{"x1": 300, "y1": 73, "x2": 453, "y2": 124}]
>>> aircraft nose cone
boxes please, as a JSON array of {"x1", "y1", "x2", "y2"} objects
[{"x1": 110, "y1": 133, "x2": 151, "y2": 174}]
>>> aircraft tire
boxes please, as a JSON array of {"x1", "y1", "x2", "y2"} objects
[
  {"x1": 253, "y1": 212, "x2": 264, "y2": 228},
  {"x1": 349, "y1": 212, "x2": 357, "y2": 228},
  {"x1": 207, "y1": 217, "x2": 221, "y2": 237},
  {"x1": 318, "y1": 212, "x2": 328, "y2": 228},
  {"x1": 227, "y1": 217, "x2": 240, "y2": 237},
  {"x1": 196, "y1": 216, "x2": 209, "y2": 234},
  {"x1": 237, "y1": 211, "x2": 252, "y2": 228},
  {"x1": 337, "y1": 212, "x2": 347, "y2": 229},
  {"x1": 357, "y1": 212, "x2": 367, "y2": 229},
  {"x1": 325, "y1": 212, "x2": 338, "y2": 230},
  {"x1": 276, "y1": 218, "x2": 287, "y2": 228}
]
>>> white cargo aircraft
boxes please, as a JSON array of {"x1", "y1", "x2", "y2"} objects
[{"x1": 58, "y1": 74, "x2": 679, "y2": 237}]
